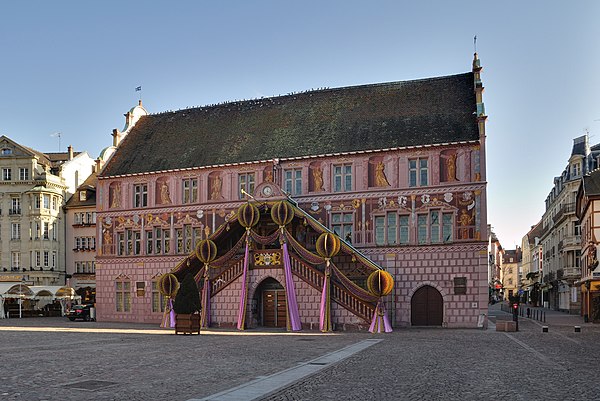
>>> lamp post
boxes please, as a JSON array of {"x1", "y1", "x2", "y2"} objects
[{"x1": 19, "y1": 277, "x2": 25, "y2": 318}]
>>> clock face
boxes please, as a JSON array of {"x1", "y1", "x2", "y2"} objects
[{"x1": 262, "y1": 185, "x2": 273, "y2": 196}]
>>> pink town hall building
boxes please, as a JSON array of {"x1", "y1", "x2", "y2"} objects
[{"x1": 95, "y1": 54, "x2": 489, "y2": 329}]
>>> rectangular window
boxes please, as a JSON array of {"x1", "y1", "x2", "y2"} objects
[
  {"x1": 19, "y1": 168, "x2": 29, "y2": 181},
  {"x1": 430, "y1": 210, "x2": 440, "y2": 243},
  {"x1": 182, "y1": 178, "x2": 198, "y2": 204},
  {"x1": 133, "y1": 184, "x2": 148, "y2": 208},
  {"x1": 34, "y1": 195, "x2": 40, "y2": 209},
  {"x1": 91, "y1": 261, "x2": 95, "y2": 273},
  {"x1": 399, "y1": 215, "x2": 409, "y2": 245},
  {"x1": 43, "y1": 251, "x2": 49, "y2": 267},
  {"x1": 43, "y1": 194, "x2": 50, "y2": 209},
  {"x1": 176, "y1": 228, "x2": 184, "y2": 254},
  {"x1": 52, "y1": 223, "x2": 57, "y2": 240},
  {"x1": 11, "y1": 223, "x2": 20, "y2": 240},
  {"x1": 134, "y1": 231, "x2": 141, "y2": 255},
  {"x1": 117, "y1": 233, "x2": 125, "y2": 256},
  {"x1": 417, "y1": 214, "x2": 427, "y2": 244},
  {"x1": 11, "y1": 252, "x2": 20, "y2": 269},
  {"x1": 3, "y1": 168, "x2": 12, "y2": 181},
  {"x1": 42, "y1": 222, "x2": 49, "y2": 239},
  {"x1": 52, "y1": 252, "x2": 56, "y2": 268},
  {"x1": 238, "y1": 173, "x2": 255, "y2": 199},
  {"x1": 125, "y1": 229, "x2": 134, "y2": 255},
  {"x1": 185, "y1": 225, "x2": 193, "y2": 253},
  {"x1": 331, "y1": 212, "x2": 353, "y2": 241},
  {"x1": 442, "y1": 213, "x2": 453, "y2": 242},
  {"x1": 375, "y1": 212, "x2": 398, "y2": 246},
  {"x1": 116, "y1": 281, "x2": 132, "y2": 312},
  {"x1": 409, "y1": 158, "x2": 429, "y2": 187},
  {"x1": 36, "y1": 251, "x2": 41, "y2": 267},
  {"x1": 146, "y1": 230, "x2": 153, "y2": 255},
  {"x1": 51, "y1": 196, "x2": 56, "y2": 210},
  {"x1": 152, "y1": 281, "x2": 167, "y2": 313},
  {"x1": 284, "y1": 169, "x2": 302, "y2": 196},
  {"x1": 11, "y1": 197, "x2": 21, "y2": 215},
  {"x1": 154, "y1": 228, "x2": 162, "y2": 254},
  {"x1": 333, "y1": 164, "x2": 352, "y2": 192}
]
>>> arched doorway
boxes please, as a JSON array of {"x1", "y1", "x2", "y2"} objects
[
  {"x1": 411, "y1": 285, "x2": 443, "y2": 326},
  {"x1": 254, "y1": 278, "x2": 286, "y2": 328}
]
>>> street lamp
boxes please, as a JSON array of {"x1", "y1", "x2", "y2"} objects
[{"x1": 18, "y1": 277, "x2": 25, "y2": 318}]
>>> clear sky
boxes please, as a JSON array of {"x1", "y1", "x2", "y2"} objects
[{"x1": 1, "y1": 1, "x2": 599, "y2": 248}]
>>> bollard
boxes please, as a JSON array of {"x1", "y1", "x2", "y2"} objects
[
  {"x1": 543, "y1": 312, "x2": 546, "y2": 323},
  {"x1": 542, "y1": 326, "x2": 548, "y2": 333},
  {"x1": 574, "y1": 326, "x2": 581, "y2": 333}
]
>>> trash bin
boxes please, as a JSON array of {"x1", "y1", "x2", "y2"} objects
[{"x1": 90, "y1": 307, "x2": 96, "y2": 321}]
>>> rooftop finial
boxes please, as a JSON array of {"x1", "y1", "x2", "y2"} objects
[{"x1": 473, "y1": 35, "x2": 477, "y2": 53}]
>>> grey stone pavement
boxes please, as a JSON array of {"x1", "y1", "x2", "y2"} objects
[{"x1": 0, "y1": 304, "x2": 599, "y2": 401}]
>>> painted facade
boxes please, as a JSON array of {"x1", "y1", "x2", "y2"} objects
[{"x1": 95, "y1": 55, "x2": 489, "y2": 328}]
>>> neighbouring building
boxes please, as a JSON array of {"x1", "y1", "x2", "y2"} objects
[
  {"x1": 519, "y1": 222, "x2": 543, "y2": 305},
  {"x1": 488, "y1": 227, "x2": 503, "y2": 301},
  {"x1": 538, "y1": 135, "x2": 596, "y2": 313},
  {"x1": 576, "y1": 168, "x2": 600, "y2": 322},
  {"x1": 95, "y1": 54, "x2": 489, "y2": 329},
  {"x1": 0, "y1": 136, "x2": 95, "y2": 294},
  {"x1": 64, "y1": 172, "x2": 98, "y2": 304},
  {"x1": 501, "y1": 248, "x2": 521, "y2": 300}
]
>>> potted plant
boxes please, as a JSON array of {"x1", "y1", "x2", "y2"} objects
[{"x1": 173, "y1": 273, "x2": 201, "y2": 334}]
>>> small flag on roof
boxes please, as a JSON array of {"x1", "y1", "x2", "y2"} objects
[{"x1": 135, "y1": 86, "x2": 142, "y2": 91}]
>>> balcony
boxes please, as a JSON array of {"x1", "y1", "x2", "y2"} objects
[
  {"x1": 563, "y1": 266, "x2": 581, "y2": 278},
  {"x1": 554, "y1": 203, "x2": 576, "y2": 225},
  {"x1": 558, "y1": 235, "x2": 581, "y2": 251}
]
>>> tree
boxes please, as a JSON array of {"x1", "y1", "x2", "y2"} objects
[{"x1": 173, "y1": 273, "x2": 201, "y2": 314}]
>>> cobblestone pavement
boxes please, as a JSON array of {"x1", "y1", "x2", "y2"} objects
[{"x1": 0, "y1": 307, "x2": 599, "y2": 401}]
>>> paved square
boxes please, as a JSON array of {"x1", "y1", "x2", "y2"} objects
[{"x1": 0, "y1": 310, "x2": 598, "y2": 401}]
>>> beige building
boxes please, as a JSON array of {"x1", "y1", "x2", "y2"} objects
[
  {"x1": 0, "y1": 136, "x2": 94, "y2": 288},
  {"x1": 64, "y1": 172, "x2": 98, "y2": 303},
  {"x1": 501, "y1": 248, "x2": 521, "y2": 300},
  {"x1": 539, "y1": 136, "x2": 591, "y2": 313}
]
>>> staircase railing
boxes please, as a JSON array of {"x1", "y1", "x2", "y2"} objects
[
  {"x1": 211, "y1": 257, "x2": 244, "y2": 296},
  {"x1": 289, "y1": 254, "x2": 375, "y2": 322}
]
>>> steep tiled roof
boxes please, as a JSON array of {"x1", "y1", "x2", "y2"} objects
[
  {"x1": 101, "y1": 73, "x2": 479, "y2": 177},
  {"x1": 65, "y1": 172, "x2": 97, "y2": 208},
  {"x1": 583, "y1": 169, "x2": 600, "y2": 197}
]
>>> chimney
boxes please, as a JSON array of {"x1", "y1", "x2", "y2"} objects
[
  {"x1": 112, "y1": 129, "x2": 121, "y2": 147},
  {"x1": 95, "y1": 158, "x2": 102, "y2": 172},
  {"x1": 68, "y1": 145, "x2": 73, "y2": 161}
]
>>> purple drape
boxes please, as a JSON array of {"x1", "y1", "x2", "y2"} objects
[
  {"x1": 201, "y1": 269, "x2": 211, "y2": 329},
  {"x1": 169, "y1": 299, "x2": 176, "y2": 328},
  {"x1": 236, "y1": 241, "x2": 250, "y2": 330},
  {"x1": 319, "y1": 262, "x2": 332, "y2": 332},
  {"x1": 369, "y1": 300, "x2": 393, "y2": 333},
  {"x1": 282, "y1": 242, "x2": 302, "y2": 331}
]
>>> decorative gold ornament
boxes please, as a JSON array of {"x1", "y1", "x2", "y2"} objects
[{"x1": 367, "y1": 270, "x2": 394, "y2": 297}]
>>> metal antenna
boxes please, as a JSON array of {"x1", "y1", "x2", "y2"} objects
[
  {"x1": 50, "y1": 132, "x2": 61, "y2": 151},
  {"x1": 474, "y1": 35, "x2": 477, "y2": 53}
]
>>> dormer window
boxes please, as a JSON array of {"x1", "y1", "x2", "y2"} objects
[
  {"x1": 1, "y1": 148, "x2": 12, "y2": 155},
  {"x1": 572, "y1": 162, "x2": 581, "y2": 177},
  {"x1": 79, "y1": 191, "x2": 87, "y2": 201}
]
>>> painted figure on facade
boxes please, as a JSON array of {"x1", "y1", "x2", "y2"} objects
[
  {"x1": 264, "y1": 170, "x2": 273, "y2": 183},
  {"x1": 160, "y1": 181, "x2": 171, "y2": 204},
  {"x1": 446, "y1": 153, "x2": 457, "y2": 182},
  {"x1": 211, "y1": 176, "x2": 222, "y2": 200},
  {"x1": 459, "y1": 209, "x2": 474, "y2": 238},
  {"x1": 374, "y1": 161, "x2": 390, "y2": 187},
  {"x1": 312, "y1": 166, "x2": 324, "y2": 191},
  {"x1": 110, "y1": 183, "x2": 121, "y2": 208}
]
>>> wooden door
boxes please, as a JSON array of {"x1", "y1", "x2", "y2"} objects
[
  {"x1": 263, "y1": 290, "x2": 286, "y2": 327},
  {"x1": 411, "y1": 285, "x2": 443, "y2": 326}
]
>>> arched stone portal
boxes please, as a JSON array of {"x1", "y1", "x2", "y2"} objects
[
  {"x1": 253, "y1": 277, "x2": 286, "y2": 328},
  {"x1": 411, "y1": 285, "x2": 443, "y2": 326}
]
